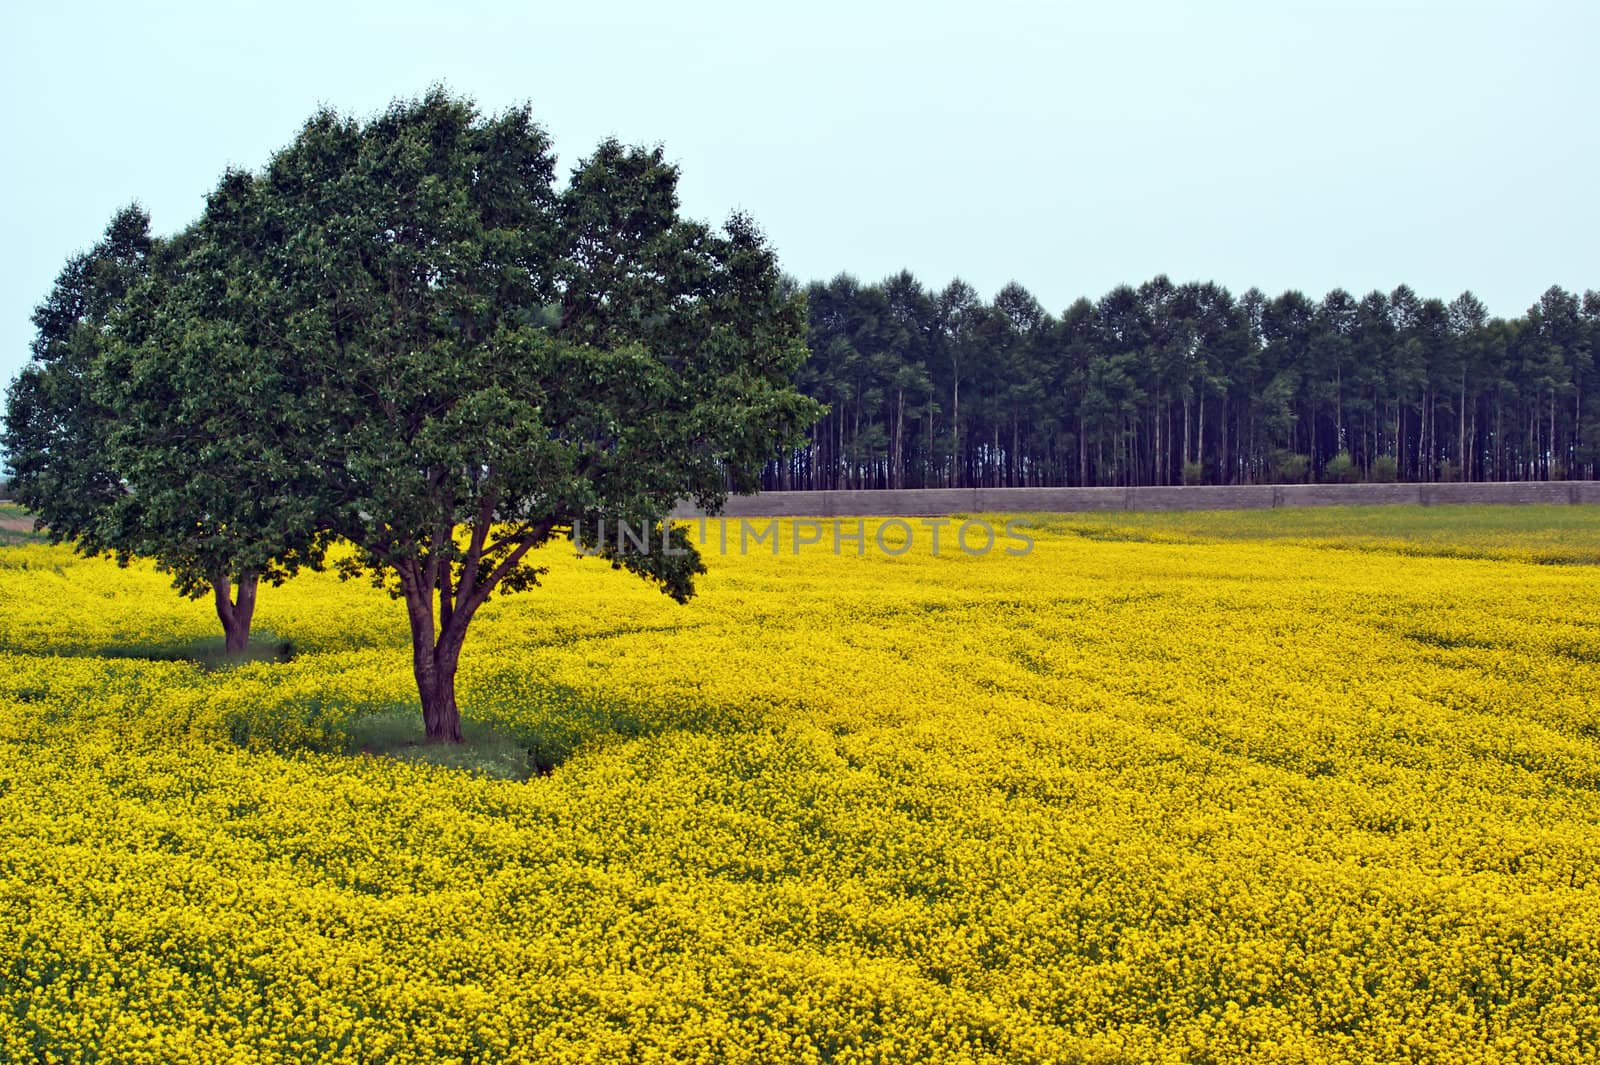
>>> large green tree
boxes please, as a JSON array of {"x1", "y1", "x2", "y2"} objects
[
  {"x1": 3, "y1": 207, "x2": 315, "y2": 653},
  {"x1": 3, "y1": 207, "x2": 151, "y2": 553},
  {"x1": 184, "y1": 90, "x2": 819, "y2": 741}
]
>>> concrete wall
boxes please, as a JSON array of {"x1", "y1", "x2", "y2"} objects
[{"x1": 670, "y1": 481, "x2": 1600, "y2": 518}]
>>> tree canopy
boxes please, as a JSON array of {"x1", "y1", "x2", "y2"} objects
[
  {"x1": 3, "y1": 206, "x2": 153, "y2": 552},
  {"x1": 138, "y1": 89, "x2": 819, "y2": 740},
  {"x1": 3, "y1": 207, "x2": 318, "y2": 652}
]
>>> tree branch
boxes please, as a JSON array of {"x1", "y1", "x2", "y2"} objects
[
  {"x1": 455, "y1": 490, "x2": 498, "y2": 604},
  {"x1": 438, "y1": 555, "x2": 454, "y2": 633},
  {"x1": 462, "y1": 517, "x2": 555, "y2": 617}
]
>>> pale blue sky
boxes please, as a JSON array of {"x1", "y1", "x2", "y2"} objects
[{"x1": 2, "y1": 1, "x2": 1595, "y2": 384}]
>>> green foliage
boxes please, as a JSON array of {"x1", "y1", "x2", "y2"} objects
[
  {"x1": 98, "y1": 221, "x2": 328, "y2": 601},
  {"x1": 2, "y1": 206, "x2": 321, "y2": 642},
  {"x1": 194, "y1": 89, "x2": 817, "y2": 595},
  {"x1": 3, "y1": 89, "x2": 821, "y2": 735},
  {"x1": 1323, "y1": 451, "x2": 1358, "y2": 483},
  {"x1": 1182, "y1": 460, "x2": 1205, "y2": 485},
  {"x1": 783, "y1": 275, "x2": 1600, "y2": 489},
  {"x1": 3, "y1": 207, "x2": 154, "y2": 558},
  {"x1": 1268, "y1": 449, "x2": 1310, "y2": 483},
  {"x1": 103, "y1": 88, "x2": 823, "y2": 735},
  {"x1": 1371, "y1": 455, "x2": 1399, "y2": 483}
]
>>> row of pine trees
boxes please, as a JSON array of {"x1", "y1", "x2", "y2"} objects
[{"x1": 766, "y1": 274, "x2": 1598, "y2": 489}]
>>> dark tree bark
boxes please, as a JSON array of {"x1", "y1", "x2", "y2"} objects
[
  {"x1": 212, "y1": 571, "x2": 259, "y2": 655},
  {"x1": 396, "y1": 508, "x2": 549, "y2": 744},
  {"x1": 409, "y1": 603, "x2": 466, "y2": 743},
  {"x1": 403, "y1": 559, "x2": 467, "y2": 744}
]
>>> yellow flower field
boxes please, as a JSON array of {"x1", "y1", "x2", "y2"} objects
[{"x1": 1, "y1": 506, "x2": 1598, "y2": 1064}]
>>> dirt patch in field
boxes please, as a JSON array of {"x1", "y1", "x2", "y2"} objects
[{"x1": 0, "y1": 516, "x2": 40, "y2": 534}]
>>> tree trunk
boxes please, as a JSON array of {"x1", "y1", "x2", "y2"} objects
[
  {"x1": 893, "y1": 388, "x2": 905, "y2": 490},
  {"x1": 1078, "y1": 413, "x2": 1087, "y2": 486},
  {"x1": 1495, "y1": 399, "x2": 1503, "y2": 480},
  {"x1": 836, "y1": 404, "x2": 845, "y2": 489},
  {"x1": 1420, "y1": 390, "x2": 1429, "y2": 480},
  {"x1": 991, "y1": 423, "x2": 1000, "y2": 488},
  {"x1": 1549, "y1": 393, "x2": 1557, "y2": 479},
  {"x1": 1153, "y1": 394, "x2": 1162, "y2": 484},
  {"x1": 404, "y1": 571, "x2": 466, "y2": 744},
  {"x1": 1336, "y1": 366, "x2": 1344, "y2": 454},
  {"x1": 1218, "y1": 394, "x2": 1229, "y2": 484},
  {"x1": 1468, "y1": 406, "x2": 1478, "y2": 482},
  {"x1": 212, "y1": 572, "x2": 259, "y2": 656},
  {"x1": 1183, "y1": 394, "x2": 1191, "y2": 469},
  {"x1": 1011, "y1": 414, "x2": 1019, "y2": 488},
  {"x1": 951, "y1": 371, "x2": 960, "y2": 488},
  {"x1": 1577, "y1": 384, "x2": 1585, "y2": 479},
  {"x1": 1394, "y1": 406, "x2": 1403, "y2": 479},
  {"x1": 416, "y1": 635, "x2": 464, "y2": 743},
  {"x1": 395, "y1": 508, "x2": 547, "y2": 746}
]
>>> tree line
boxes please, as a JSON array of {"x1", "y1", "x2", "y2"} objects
[{"x1": 768, "y1": 273, "x2": 1599, "y2": 490}]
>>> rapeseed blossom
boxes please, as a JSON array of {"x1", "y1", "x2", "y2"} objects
[{"x1": 0, "y1": 508, "x2": 1596, "y2": 1063}]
